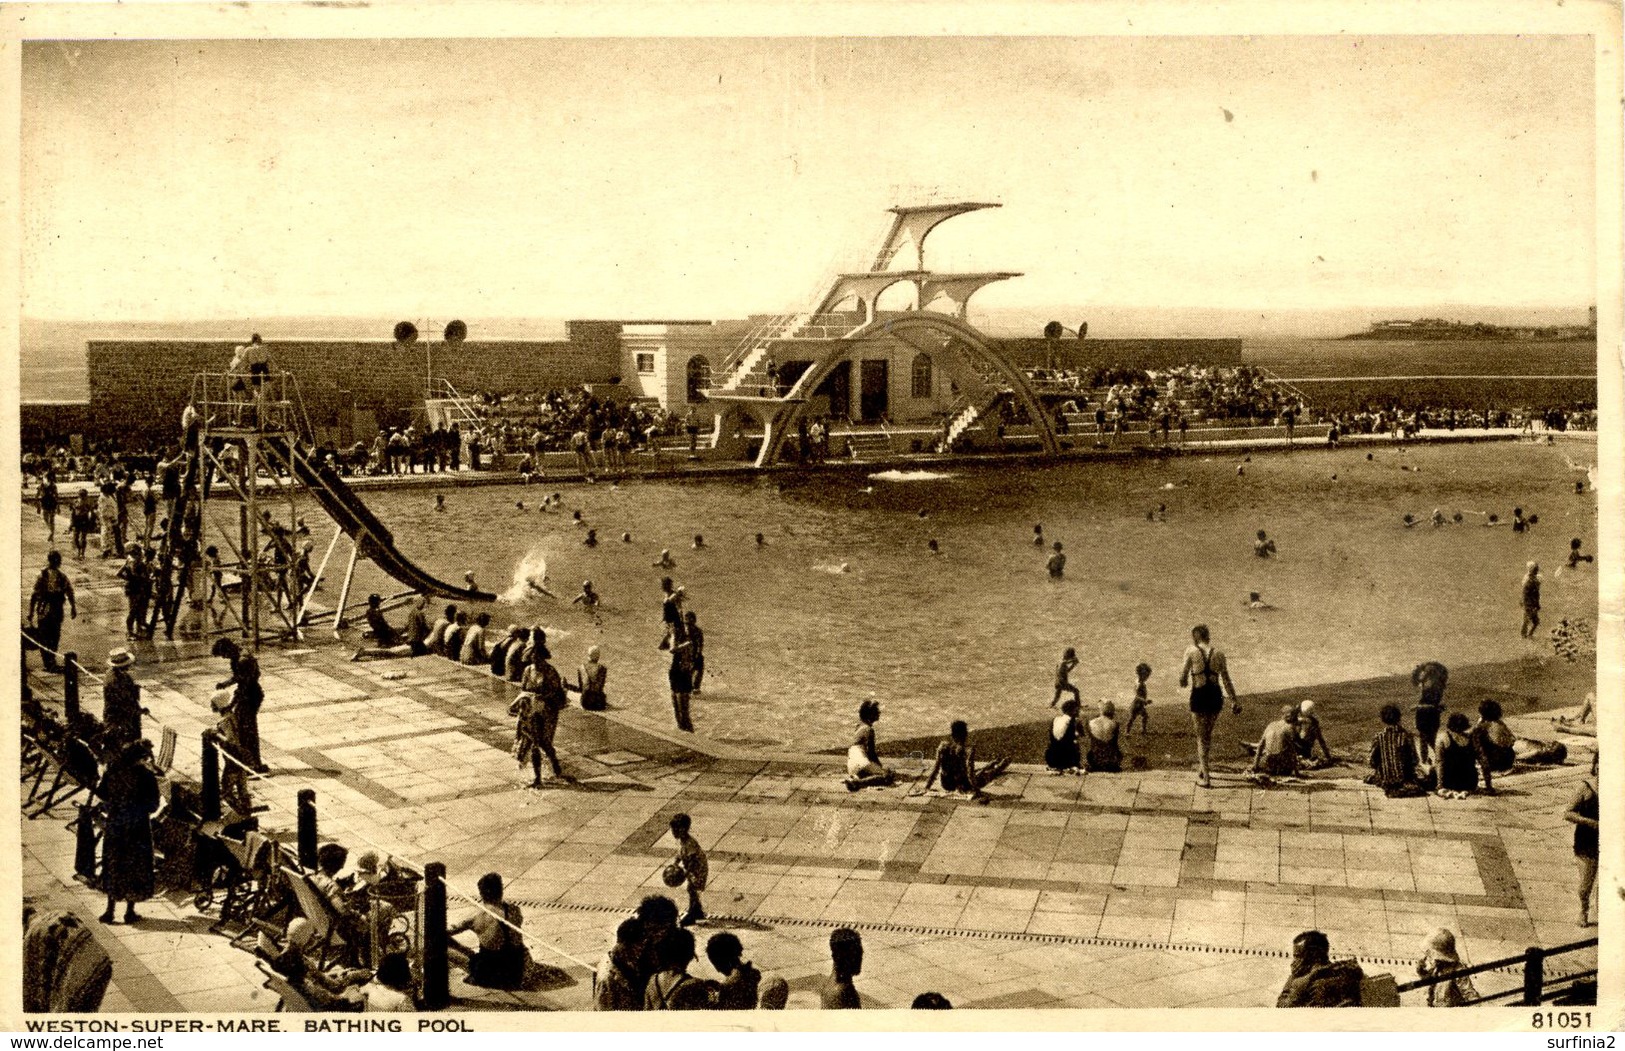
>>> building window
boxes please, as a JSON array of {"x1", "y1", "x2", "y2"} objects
[
  {"x1": 636, "y1": 352, "x2": 656, "y2": 375},
  {"x1": 911, "y1": 353, "x2": 933, "y2": 399},
  {"x1": 686, "y1": 355, "x2": 711, "y2": 401}
]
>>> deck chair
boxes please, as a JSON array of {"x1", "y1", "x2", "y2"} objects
[
  {"x1": 21, "y1": 730, "x2": 52, "y2": 797},
  {"x1": 280, "y1": 866, "x2": 348, "y2": 969},
  {"x1": 255, "y1": 960, "x2": 316, "y2": 1013},
  {"x1": 154, "y1": 727, "x2": 177, "y2": 775},
  {"x1": 29, "y1": 738, "x2": 98, "y2": 819}
]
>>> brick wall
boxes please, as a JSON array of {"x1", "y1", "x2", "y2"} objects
[{"x1": 79, "y1": 330, "x2": 623, "y2": 445}]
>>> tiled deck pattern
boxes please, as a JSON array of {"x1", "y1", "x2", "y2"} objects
[{"x1": 20, "y1": 516, "x2": 1600, "y2": 1012}]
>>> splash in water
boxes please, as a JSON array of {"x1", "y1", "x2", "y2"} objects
[
  {"x1": 499, "y1": 548, "x2": 554, "y2": 604},
  {"x1": 868, "y1": 469, "x2": 954, "y2": 482}
]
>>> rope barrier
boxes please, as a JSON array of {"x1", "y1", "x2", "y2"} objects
[
  {"x1": 23, "y1": 619, "x2": 605, "y2": 975},
  {"x1": 21, "y1": 628, "x2": 107, "y2": 685}
]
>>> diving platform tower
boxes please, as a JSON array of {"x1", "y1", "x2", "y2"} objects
[{"x1": 703, "y1": 202, "x2": 1057, "y2": 466}]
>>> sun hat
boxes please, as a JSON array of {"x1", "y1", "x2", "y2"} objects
[{"x1": 107, "y1": 648, "x2": 135, "y2": 670}]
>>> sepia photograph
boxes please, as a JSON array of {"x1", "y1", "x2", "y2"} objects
[{"x1": 4, "y1": 4, "x2": 1619, "y2": 1032}]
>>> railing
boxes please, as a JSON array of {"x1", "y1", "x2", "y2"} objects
[
  {"x1": 190, "y1": 372, "x2": 309, "y2": 438},
  {"x1": 1393, "y1": 938, "x2": 1598, "y2": 1006},
  {"x1": 429, "y1": 379, "x2": 483, "y2": 430}
]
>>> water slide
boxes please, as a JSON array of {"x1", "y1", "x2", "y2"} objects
[{"x1": 289, "y1": 449, "x2": 497, "y2": 602}]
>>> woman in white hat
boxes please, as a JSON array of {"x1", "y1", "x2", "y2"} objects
[{"x1": 101, "y1": 648, "x2": 144, "y2": 749}]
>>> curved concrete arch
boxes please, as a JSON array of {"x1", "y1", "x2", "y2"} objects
[{"x1": 756, "y1": 313, "x2": 1060, "y2": 466}]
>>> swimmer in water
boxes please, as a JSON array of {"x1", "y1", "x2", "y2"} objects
[
  {"x1": 754, "y1": 532, "x2": 766, "y2": 547},
  {"x1": 1403, "y1": 514, "x2": 1419, "y2": 528},
  {"x1": 524, "y1": 564, "x2": 556, "y2": 599},
  {"x1": 434, "y1": 494, "x2": 445, "y2": 513},
  {"x1": 838, "y1": 562, "x2": 850, "y2": 573},
  {"x1": 572, "y1": 510, "x2": 587, "y2": 528},
  {"x1": 1431, "y1": 509, "x2": 1446, "y2": 528},
  {"x1": 584, "y1": 529, "x2": 598, "y2": 547},
  {"x1": 692, "y1": 534, "x2": 705, "y2": 550},
  {"x1": 918, "y1": 509, "x2": 929, "y2": 519},
  {"x1": 622, "y1": 531, "x2": 633, "y2": 543},
  {"x1": 1254, "y1": 530, "x2": 1277, "y2": 558},
  {"x1": 572, "y1": 580, "x2": 599, "y2": 609},
  {"x1": 927, "y1": 539, "x2": 940, "y2": 556},
  {"x1": 1032, "y1": 525, "x2": 1045, "y2": 547},
  {"x1": 1046, "y1": 541, "x2": 1066, "y2": 579},
  {"x1": 1567, "y1": 538, "x2": 1594, "y2": 569},
  {"x1": 1244, "y1": 591, "x2": 1276, "y2": 611},
  {"x1": 653, "y1": 549, "x2": 676, "y2": 570},
  {"x1": 463, "y1": 571, "x2": 479, "y2": 591},
  {"x1": 1237, "y1": 465, "x2": 1245, "y2": 476},
  {"x1": 515, "y1": 500, "x2": 525, "y2": 512}
]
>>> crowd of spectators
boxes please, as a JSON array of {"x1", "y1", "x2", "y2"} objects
[
  {"x1": 460, "y1": 388, "x2": 678, "y2": 457},
  {"x1": 1033, "y1": 364, "x2": 1307, "y2": 426}
]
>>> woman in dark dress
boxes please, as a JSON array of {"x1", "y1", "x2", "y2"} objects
[
  {"x1": 212, "y1": 638, "x2": 265, "y2": 772},
  {"x1": 1433, "y1": 713, "x2": 1480, "y2": 797},
  {"x1": 1046, "y1": 699, "x2": 1083, "y2": 774},
  {"x1": 96, "y1": 739, "x2": 160, "y2": 924}
]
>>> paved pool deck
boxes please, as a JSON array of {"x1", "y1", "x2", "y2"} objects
[{"x1": 18, "y1": 477, "x2": 1601, "y2": 1014}]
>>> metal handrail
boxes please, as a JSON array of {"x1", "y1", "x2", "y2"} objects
[{"x1": 1393, "y1": 938, "x2": 1597, "y2": 1006}]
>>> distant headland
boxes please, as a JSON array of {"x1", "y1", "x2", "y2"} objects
[{"x1": 1344, "y1": 310, "x2": 1597, "y2": 342}]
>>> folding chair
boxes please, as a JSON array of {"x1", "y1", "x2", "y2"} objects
[
  {"x1": 255, "y1": 960, "x2": 316, "y2": 1013},
  {"x1": 29, "y1": 739, "x2": 97, "y2": 819},
  {"x1": 280, "y1": 866, "x2": 348, "y2": 969}
]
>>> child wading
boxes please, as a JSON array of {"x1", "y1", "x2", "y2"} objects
[
  {"x1": 1127, "y1": 661, "x2": 1153, "y2": 734},
  {"x1": 667, "y1": 814, "x2": 708, "y2": 927},
  {"x1": 1052, "y1": 647, "x2": 1080, "y2": 707}
]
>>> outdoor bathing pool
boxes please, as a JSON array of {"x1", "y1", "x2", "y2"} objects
[{"x1": 339, "y1": 440, "x2": 1598, "y2": 758}]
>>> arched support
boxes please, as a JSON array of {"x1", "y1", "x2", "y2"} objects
[{"x1": 753, "y1": 313, "x2": 1059, "y2": 466}]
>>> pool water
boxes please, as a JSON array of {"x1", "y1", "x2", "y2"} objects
[{"x1": 342, "y1": 441, "x2": 1597, "y2": 753}]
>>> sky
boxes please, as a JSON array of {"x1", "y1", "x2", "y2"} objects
[{"x1": 20, "y1": 35, "x2": 1598, "y2": 323}]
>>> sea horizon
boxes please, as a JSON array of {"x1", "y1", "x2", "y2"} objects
[{"x1": 19, "y1": 304, "x2": 1596, "y2": 404}]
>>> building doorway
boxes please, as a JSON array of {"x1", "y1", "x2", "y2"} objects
[
  {"x1": 859, "y1": 359, "x2": 889, "y2": 423},
  {"x1": 815, "y1": 361, "x2": 852, "y2": 422}
]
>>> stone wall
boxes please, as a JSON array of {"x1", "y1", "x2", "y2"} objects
[{"x1": 80, "y1": 321, "x2": 623, "y2": 446}]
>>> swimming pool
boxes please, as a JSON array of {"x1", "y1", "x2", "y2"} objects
[{"x1": 340, "y1": 440, "x2": 1597, "y2": 754}]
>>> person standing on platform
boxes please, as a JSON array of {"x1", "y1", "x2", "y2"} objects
[
  {"x1": 1565, "y1": 752, "x2": 1599, "y2": 926},
  {"x1": 1178, "y1": 624, "x2": 1240, "y2": 789},
  {"x1": 101, "y1": 648, "x2": 145, "y2": 750},
  {"x1": 212, "y1": 638, "x2": 266, "y2": 772},
  {"x1": 28, "y1": 550, "x2": 76, "y2": 673},
  {"x1": 1411, "y1": 661, "x2": 1449, "y2": 764}
]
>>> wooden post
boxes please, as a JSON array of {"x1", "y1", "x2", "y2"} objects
[
  {"x1": 297, "y1": 789, "x2": 318, "y2": 871},
  {"x1": 62, "y1": 652, "x2": 80, "y2": 725},
  {"x1": 421, "y1": 862, "x2": 450, "y2": 1010},
  {"x1": 1522, "y1": 946, "x2": 1545, "y2": 1006},
  {"x1": 200, "y1": 733, "x2": 221, "y2": 821}
]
